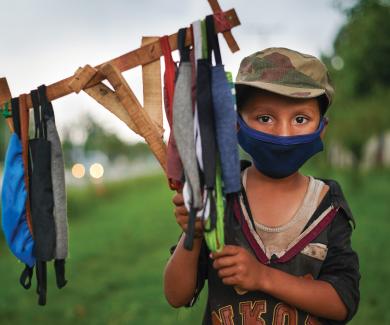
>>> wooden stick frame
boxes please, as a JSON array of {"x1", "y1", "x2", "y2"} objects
[
  {"x1": 0, "y1": 7, "x2": 240, "y2": 110},
  {"x1": 0, "y1": 1, "x2": 240, "y2": 175}
]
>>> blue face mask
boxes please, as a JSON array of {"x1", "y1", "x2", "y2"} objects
[{"x1": 237, "y1": 115, "x2": 326, "y2": 179}]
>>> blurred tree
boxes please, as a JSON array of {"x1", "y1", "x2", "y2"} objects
[
  {"x1": 84, "y1": 119, "x2": 151, "y2": 161},
  {"x1": 61, "y1": 115, "x2": 151, "y2": 167},
  {"x1": 84, "y1": 119, "x2": 129, "y2": 160},
  {"x1": 323, "y1": 0, "x2": 390, "y2": 161},
  {"x1": 331, "y1": 0, "x2": 390, "y2": 95}
]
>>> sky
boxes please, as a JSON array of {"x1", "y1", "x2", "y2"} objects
[{"x1": 0, "y1": 0, "x2": 349, "y2": 144}]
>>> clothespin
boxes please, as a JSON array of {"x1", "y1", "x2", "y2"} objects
[
  {"x1": 1, "y1": 101, "x2": 12, "y2": 118},
  {"x1": 0, "y1": 77, "x2": 15, "y2": 132}
]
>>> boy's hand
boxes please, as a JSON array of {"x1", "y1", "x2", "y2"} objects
[
  {"x1": 172, "y1": 193, "x2": 204, "y2": 238},
  {"x1": 211, "y1": 245, "x2": 268, "y2": 292}
]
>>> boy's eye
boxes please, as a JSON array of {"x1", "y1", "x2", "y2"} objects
[
  {"x1": 295, "y1": 116, "x2": 308, "y2": 124},
  {"x1": 257, "y1": 115, "x2": 272, "y2": 123}
]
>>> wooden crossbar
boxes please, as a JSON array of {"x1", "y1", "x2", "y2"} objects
[{"x1": 0, "y1": 8, "x2": 240, "y2": 110}]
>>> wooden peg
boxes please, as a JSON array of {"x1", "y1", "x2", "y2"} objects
[
  {"x1": 99, "y1": 63, "x2": 167, "y2": 172},
  {"x1": 0, "y1": 77, "x2": 14, "y2": 132},
  {"x1": 68, "y1": 65, "x2": 97, "y2": 93},
  {"x1": 208, "y1": 0, "x2": 240, "y2": 52},
  {"x1": 141, "y1": 36, "x2": 164, "y2": 138}
]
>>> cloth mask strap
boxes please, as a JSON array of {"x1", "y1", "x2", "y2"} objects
[
  {"x1": 19, "y1": 264, "x2": 34, "y2": 290},
  {"x1": 205, "y1": 15, "x2": 222, "y2": 65},
  {"x1": 38, "y1": 84, "x2": 55, "y2": 120},
  {"x1": 30, "y1": 89, "x2": 42, "y2": 139},
  {"x1": 54, "y1": 259, "x2": 68, "y2": 289},
  {"x1": 159, "y1": 35, "x2": 176, "y2": 124},
  {"x1": 192, "y1": 20, "x2": 203, "y2": 62},
  {"x1": 36, "y1": 261, "x2": 47, "y2": 306},
  {"x1": 38, "y1": 85, "x2": 53, "y2": 140},
  {"x1": 11, "y1": 97, "x2": 21, "y2": 137},
  {"x1": 178, "y1": 28, "x2": 190, "y2": 62}
]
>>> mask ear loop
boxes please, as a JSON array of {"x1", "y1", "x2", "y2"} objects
[
  {"x1": 323, "y1": 116, "x2": 329, "y2": 126},
  {"x1": 184, "y1": 207, "x2": 197, "y2": 250},
  {"x1": 226, "y1": 193, "x2": 242, "y2": 231},
  {"x1": 202, "y1": 189, "x2": 217, "y2": 233},
  {"x1": 19, "y1": 265, "x2": 34, "y2": 289}
]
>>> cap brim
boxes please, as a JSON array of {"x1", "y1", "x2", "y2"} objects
[{"x1": 235, "y1": 81, "x2": 326, "y2": 99}]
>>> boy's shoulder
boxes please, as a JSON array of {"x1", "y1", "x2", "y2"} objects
[{"x1": 317, "y1": 177, "x2": 355, "y2": 228}]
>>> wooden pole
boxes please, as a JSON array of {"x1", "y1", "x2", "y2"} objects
[{"x1": 141, "y1": 36, "x2": 164, "y2": 138}]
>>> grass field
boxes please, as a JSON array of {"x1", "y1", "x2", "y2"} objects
[{"x1": 0, "y1": 168, "x2": 389, "y2": 324}]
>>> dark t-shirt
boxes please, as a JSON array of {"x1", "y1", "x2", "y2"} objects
[{"x1": 171, "y1": 164, "x2": 360, "y2": 325}]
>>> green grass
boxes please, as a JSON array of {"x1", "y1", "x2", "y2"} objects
[
  {"x1": 0, "y1": 169, "x2": 389, "y2": 324},
  {"x1": 0, "y1": 174, "x2": 205, "y2": 324}
]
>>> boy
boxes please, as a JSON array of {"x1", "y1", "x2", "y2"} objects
[{"x1": 164, "y1": 48, "x2": 360, "y2": 324}]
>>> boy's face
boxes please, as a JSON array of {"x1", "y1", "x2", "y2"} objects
[{"x1": 239, "y1": 90, "x2": 324, "y2": 137}]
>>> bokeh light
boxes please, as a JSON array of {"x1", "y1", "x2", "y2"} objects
[
  {"x1": 331, "y1": 56, "x2": 344, "y2": 71},
  {"x1": 89, "y1": 163, "x2": 104, "y2": 179},
  {"x1": 72, "y1": 163, "x2": 86, "y2": 179}
]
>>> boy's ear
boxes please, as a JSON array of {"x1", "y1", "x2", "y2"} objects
[{"x1": 320, "y1": 117, "x2": 329, "y2": 139}]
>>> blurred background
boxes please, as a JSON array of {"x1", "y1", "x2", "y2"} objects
[{"x1": 0, "y1": 0, "x2": 389, "y2": 324}]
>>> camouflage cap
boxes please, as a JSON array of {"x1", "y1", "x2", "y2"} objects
[{"x1": 235, "y1": 47, "x2": 334, "y2": 110}]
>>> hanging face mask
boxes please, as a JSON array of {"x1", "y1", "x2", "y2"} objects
[{"x1": 237, "y1": 115, "x2": 326, "y2": 179}]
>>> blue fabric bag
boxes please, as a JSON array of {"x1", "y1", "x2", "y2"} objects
[{"x1": 1, "y1": 97, "x2": 35, "y2": 268}]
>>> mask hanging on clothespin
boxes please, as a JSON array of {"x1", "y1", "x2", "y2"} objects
[
  {"x1": 194, "y1": 19, "x2": 218, "y2": 236},
  {"x1": 1, "y1": 97, "x2": 35, "y2": 288},
  {"x1": 38, "y1": 85, "x2": 68, "y2": 290},
  {"x1": 198, "y1": 15, "x2": 242, "y2": 252},
  {"x1": 191, "y1": 20, "x2": 211, "y2": 223},
  {"x1": 159, "y1": 36, "x2": 183, "y2": 191},
  {"x1": 187, "y1": 17, "x2": 222, "y2": 252},
  {"x1": 29, "y1": 89, "x2": 56, "y2": 305},
  {"x1": 191, "y1": 20, "x2": 204, "y2": 173},
  {"x1": 206, "y1": 15, "x2": 241, "y2": 195},
  {"x1": 172, "y1": 28, "x2": 203, "y2": 250}
]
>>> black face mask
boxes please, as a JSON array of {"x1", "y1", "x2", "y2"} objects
[{"x1": 29, "y1": 88, "x2": 56, "y2": 305}]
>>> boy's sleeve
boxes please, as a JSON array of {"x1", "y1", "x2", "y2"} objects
[
  {"x1": 318, "y1": 209, "x2": 360, "y2": 323},
  {"x1": 169, "y1": 237, "x2": 209, "y2": 307}
]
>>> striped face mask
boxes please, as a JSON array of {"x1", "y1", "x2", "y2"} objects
[{"x1": 237, "y1": 115, "x2": 326, "y2": 179}]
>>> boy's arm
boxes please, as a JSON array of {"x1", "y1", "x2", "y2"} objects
[
  {"x1": 164, "y1": 234, "x2": 203, "y2": 308},
  {"x1": 258, "y1": 264, "x2": 348, "y2": 321},
  {"x1": 164, "y1": 193, "x2": 206, "y2": 308}
]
